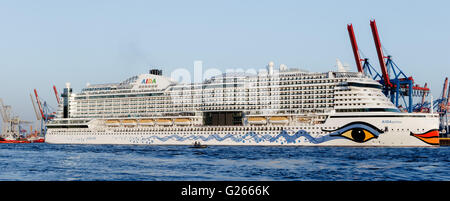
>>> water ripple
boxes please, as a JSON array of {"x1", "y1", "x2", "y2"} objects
[{"x1": 0, "y1": 144, "x2": 449, "y2": 181}]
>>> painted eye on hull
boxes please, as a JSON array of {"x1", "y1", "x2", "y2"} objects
[
  {"x1": 338, "y1": 128, "x2": 377, "y2": 143},
  {"x1": 322, "y1": 122, "x2": 383, "y2": 143}
]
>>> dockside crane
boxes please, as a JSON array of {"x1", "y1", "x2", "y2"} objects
[
  {"x1": 347, "y1": 20, "x2": 430, "y2": 113},
  {"x1": 0, "y1": 98, "x2": 12, "y2": 137},
  {"x1": 420, "y1": 83, "x2": 428, "y2": 112},
  {"x1": 438, "y1": 78, "x2": 449, "y2": 113},
  {"x1": 30, "y1": 93, "x2": 42, "y2": 121},
  {"x1": 413, "y1": 83, "x2": 430, "y2": 112},
  {"x1": 347, "y1": 23, "x2": 382, "y2": 80},
  {"x1": 34, "y1": 89, "x2": 45, "y2": 120},
  {"x1": 414, "y1": 77, "x2": 449, "y2": 112},
  {"x1": 444, "y1": 83, "x2": 450, "y2": 135},
  {"x1": 434, "y1": 78, "x2": 450, "y2": 134},
  {"x1": 33, "y1": 89, "x2": 56, "y2": 136},
  {"x1": 53, "y1": 85, "x2": 60, "y2": 105},
  {"x1": 0, "y1": 98, "x2": 32, "y2": 139},
  {"x1": 411, "y1": 77, "x2": 449, "y2": 134},
  {"x1": 30, "y1": 93, "x2": 42, "y2": 136},
  {"x1": 347, "y1": 24, "x2": 364, "y2": 74},
  {"x1": 370, "y1": 19, "x2": 431, "y2": 113}
]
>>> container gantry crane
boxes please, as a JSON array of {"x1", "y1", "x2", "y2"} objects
[
  {"x1": 0, "y1": 98, "x2": 32, "y2": 139},
  {"x1": 347, "y1": 20, "x2": 430, "y2": 113},
  {"x1": 32, "y1": 89, "x2": 56, "y2": 136}
]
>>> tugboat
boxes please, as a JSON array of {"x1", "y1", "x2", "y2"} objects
[
  {"x1": 0, "y1": 133, "x2": 45, "y2": 144},
  {"x1": 26, "y1": 130, "x2": 45, "y2": 143},
  {"x1": 0, "y1": 135, "x2": 30, "y2": 143},
  {"x1": 190, "y1": 141, "x2": 208, "y2": 148}
]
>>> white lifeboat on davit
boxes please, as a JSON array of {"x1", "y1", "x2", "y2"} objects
[
  {"x1": 269, "y1": 116, "x2": 289, "y2": 124},
  {"x1": 248, "y1": 117, "x2": 267, "y2": 125}
]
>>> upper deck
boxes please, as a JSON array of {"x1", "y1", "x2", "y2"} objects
[{"x1": 53, "y1": 63, "x2": 400, "y2": 124}]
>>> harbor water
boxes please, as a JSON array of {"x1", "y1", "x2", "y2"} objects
[{"x1": 0, "y1": 143, "x2": 449, "y2": 181}]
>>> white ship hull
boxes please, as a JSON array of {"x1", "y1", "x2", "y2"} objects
[
  {"x1": 44, "y1": 131, "x2": 433, "y2": 146},
  {"x1": 46, "y1": 114, "x2": 440, "y2": 146}
]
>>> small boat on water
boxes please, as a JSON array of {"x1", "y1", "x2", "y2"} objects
[
  {"x1": 0, "y1": 136, "x2": 45, "y2": 143},
  {"x1": 30, "y1": 138, "x2": 45, "y2": 143},
  {"x1": 0, "y1": 137, "x2": 30, "y2": 143},
  {"x1": 190, "y1": 141, "x2": 208, "y2": 148},
  {"x1": 27, "y1": 136, "x2": 45, "y2": 143}
]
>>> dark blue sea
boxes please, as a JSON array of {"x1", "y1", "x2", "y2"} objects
[{"x1": 0, "y1": 144, "x2": 449, "y2": 181}]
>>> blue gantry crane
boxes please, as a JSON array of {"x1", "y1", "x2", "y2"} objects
[{"x1": 347, "y1": 19, "x2": 430, "y2": 113}]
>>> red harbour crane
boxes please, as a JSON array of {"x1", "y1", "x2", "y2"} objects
[
  {"x1": 370, "y1": 19, "x2": 393, "y2": 88},
  {"x1": 347, "y1": 24, "x2": 364, "y2": 73},
  {"x1": 53, "y1": 85, "x2": 60, "y2": 105},
  {"x1": 33, "y1": 89, "x2": 45, "y2": 119},
  {"x1": 347, "y1": 19, "x2": 430, "y2": 113}
]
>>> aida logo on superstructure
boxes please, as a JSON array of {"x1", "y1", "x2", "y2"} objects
[{"x1": 141, "y1": 78, "x2": 157, "y2": 84}]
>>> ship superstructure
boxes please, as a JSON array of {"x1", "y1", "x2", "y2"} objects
[{"x1": 46, "y1": 63, "x2": 440, "y2": 146}]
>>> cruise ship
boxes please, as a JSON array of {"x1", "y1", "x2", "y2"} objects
[{"x1": 46, "y1": 62, "x2": 440, "y2": 146}]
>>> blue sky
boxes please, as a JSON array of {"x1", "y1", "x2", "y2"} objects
[{"x1": 0, "y1": 0, "x2": 449, "y2": 122}]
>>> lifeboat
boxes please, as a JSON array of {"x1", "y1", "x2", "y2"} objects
[
  {"x1": 248, "y1": 117, "x2": 267, "y2": 125},
  {"x1": 174, "y1": 118, "x2": 191, "y2": 126},
  {"x1": 122, "y1": 119, "x2": 137, "y2": 127},
  {"x1": 156, "y1": 119, "x2": 173, "y2": 126},
  {"x1": 269, "y1": 116, "x2": 289, "y2": 124},
  {"x1": 298, "y1": 117, "x2": 311, "y2": 123},
  {"x1": 105, "y1": 119, "x2": 120, "y2": 127},
  {"x1": 139, "y1": 119, "x2": 154, "y2": 126}
]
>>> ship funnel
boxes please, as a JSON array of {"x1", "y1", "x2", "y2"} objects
[{"x1": 150, "y1": 69, "x2": 163, "y2": 75}]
